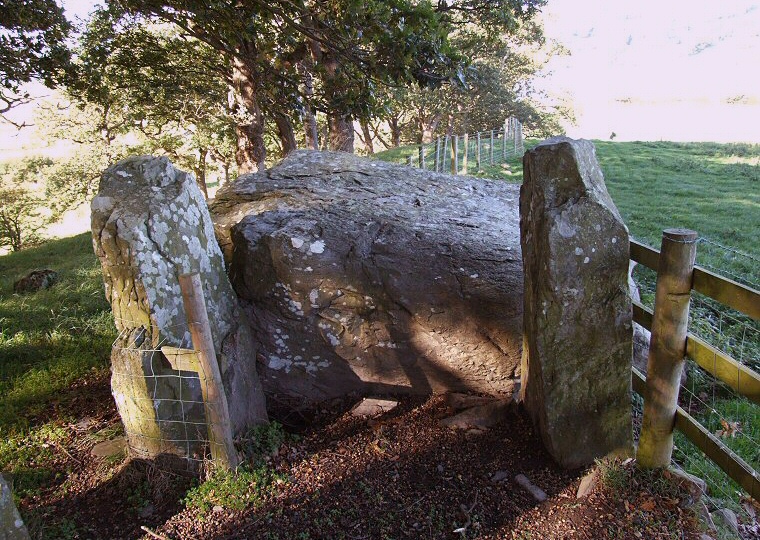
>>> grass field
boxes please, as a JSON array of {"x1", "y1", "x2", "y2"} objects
[{"x1": 0, "y1": 141, "x2": 757, "y2": 531}]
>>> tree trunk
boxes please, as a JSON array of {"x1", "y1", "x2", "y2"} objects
[
  {"x1": 360, "y1": 120, "x2": 375, "y2": 155},
  {"x1": 300, "y1": 65, "x2": 319, "y2": 150},
  {"x1": 420, "y1": 113, "x2": 441, "y2": 144},
  {"x1": 274, "y1": 113, "x2": 298, "y2": 156},
  {"x1": 231, "y1": 55, "x2": 266, "y2": 173},
  {"x1": 390, "y1": 115, "x2": 401, "y2": 147},
  {"x1": 195, "y1": 147, "x2": 209, "y2": 199},
  {"x1": 328, "y1": 113, "x2": 354, "y2": 152}
]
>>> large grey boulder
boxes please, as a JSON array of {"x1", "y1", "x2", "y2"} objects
[
  {"x1": 519, "y1": 138, "x2": 633, "y2": 468},
  {"x1": 91, "y1": 156, "x2": 267, "y2": 461},
  {"x1": 1, "y1": 474, "x2": 29, "y2": 540},
  {"x1": 211, "y1": 150, "x2": 524, "y2": 403}
]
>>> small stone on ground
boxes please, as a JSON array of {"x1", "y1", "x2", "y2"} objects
[{"x1": 350, "y1": 398, "x2": 399, "y2": 417}]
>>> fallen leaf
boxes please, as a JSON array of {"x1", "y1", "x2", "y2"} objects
[{"x1": 640, "y1": 499, "x2": 656, "y2": 512}]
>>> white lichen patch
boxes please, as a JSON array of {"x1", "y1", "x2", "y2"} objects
[
  {"x1": 574, "y1": 247, "x2": 584, "y2": 256},
  {"x1": 309, "y1": 240, "x2": 326, "y2": 254},
  {"x1": 583, "y1": 257, "x2": 590, "y2": 264},
  {"x1": 291, "y1": 237, "x2": 305, "y2": 249}
]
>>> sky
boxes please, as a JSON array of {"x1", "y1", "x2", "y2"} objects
[
  {"x1": 536, "y1": 0, "x2": 760, "y2": 141},
  {"x1": 1, "y1": 0, "x2": 759, "y2": 157}
]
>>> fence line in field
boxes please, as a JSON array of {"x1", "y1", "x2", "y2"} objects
[{"x1": 405, "y1": 117, "x2": 525, "y2": 175}]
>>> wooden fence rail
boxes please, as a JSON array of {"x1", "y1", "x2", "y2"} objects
[{"x1": 631, "y1": 233, "x2": 760, "y2": 500}]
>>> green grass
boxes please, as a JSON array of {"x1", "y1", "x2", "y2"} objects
[
  {"x1": 0, "y1": 232, "x2": 114, "y2": 502},
  {"x1": 183, "y1": 422, "x2": 290, "y2": 516},
  {"x1": 0, "y1": 233, "x2": 114, "y2": 434}
]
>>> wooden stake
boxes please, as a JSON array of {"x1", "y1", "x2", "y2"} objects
[
  {"x1": 637, "y1": 229, "x2": 698, "y2": 469},
  {"x1": 178, "y1": 273, "x2": 239, "y2": 470},
  {"x1": 490, "y1": 130, "x2": 494, "y2": 165},
  {"x1": 476, "y1": 132, "x2": 481, "y2": 171},
  {"x1": 451, "y1": 135, "x2": 458, "y2": 175},
  {"x1": 420, "y1": 144, "x2": 426, "y2": 169},
  {"x1": 502, "y1": 119, "x2": 508, "y2": 160},
  {"x1": 462, "y1": 133, "x2": 469, "y2": 175},
  {"x1": 435, "y1": 137, "x2": 441, "y2": 172}
]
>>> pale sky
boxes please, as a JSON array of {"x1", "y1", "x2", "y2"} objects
[{"x1": 1, "y1": 0, "x2": 758, "y2": 157}]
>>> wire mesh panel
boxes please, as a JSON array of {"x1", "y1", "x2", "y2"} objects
[{"x1": 111, "y1": 320, "x2": 229, "y2": 471}]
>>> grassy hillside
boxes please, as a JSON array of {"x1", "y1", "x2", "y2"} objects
[{"x1": 0, "y1": 233, "x2": 114, "y2": 434}]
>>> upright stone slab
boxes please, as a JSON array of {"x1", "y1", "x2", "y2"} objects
[
  {"x1": 519, "y1": 137, "x2": 632, "y2": 468},
  {"x1": 91, "y1": 156, "x2": 267, "y2": 461},
  {"x1": 1, "y1": 474, "x2": 29, "y2": 540}
]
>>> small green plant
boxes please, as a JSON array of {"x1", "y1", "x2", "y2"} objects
[
  {"x1": 237, "y1": 421, "x2": 289, "y2": 465},
  {"x1": 185, "y1": 421, "x2": 291, "y2": 515},
  {"x1": 596, "y1": 457, "x2": 630, "y2": 491},
  {"x1": 183, "y1": 464, "x2": 285, "y2": 515}
]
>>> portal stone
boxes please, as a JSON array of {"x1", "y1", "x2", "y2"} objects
[
  {"x1": 519, "y1": 137, "x2": 633, "y2": 468},
  {"x1": 91, "y1": 156, "x2": 267, "y2": 461}
]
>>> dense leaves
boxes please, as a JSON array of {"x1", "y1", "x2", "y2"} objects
[{"x1": 0, "y1": 0, "x2": 71, "y2": 119}]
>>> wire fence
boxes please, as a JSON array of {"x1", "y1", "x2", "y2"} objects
[
  {"x1": 110, "y1": 319, "x2": 228, "y2": 472},
  {"x1": 631, "y1": 234, "x2": 759, "y2": 515},
  {"x1": 403, "y1": 117, "x2": 525, "y2": 175}
]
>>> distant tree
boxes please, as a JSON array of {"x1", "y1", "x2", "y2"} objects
[
  {"x1": 0, "y1": 0, "x2": 71, "y2": 125},
  {"x1": 66, "y1": 12, "x2": 238, "y2": 195},
  {"x1": 0, "y1": 158, "x2": 54, "y2": 251}
]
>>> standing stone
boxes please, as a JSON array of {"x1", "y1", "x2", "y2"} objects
[
  {"x1": 1, "y1": 474, "x2": 30, "y2": 540},
  {"x1": 91, "y1": 156, "x2": 267, "y2": 462},
  {"x1": 519, "y1": 137, "x2": 633, "y2": 469}
]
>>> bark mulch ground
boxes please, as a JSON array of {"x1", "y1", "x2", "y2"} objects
[{"x1": 18, "y1": 388, "x2": 709, "y2": 540}]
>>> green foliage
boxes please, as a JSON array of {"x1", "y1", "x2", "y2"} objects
[
  {"x1": 184, "y1": 422, "x2": 290, "y2": 516},
  {"x1": 0, "y1": 0, "x2": 71, "y2": 118},
  {"x1": 238, "y1": 422, "x2": 289, "y2": 466},
  {"x1": 0, "y1": 158, "x2": 56, "y2": 251},
  {"x1": 183, "y1": 464, "x2": 285, "y2": 515}
]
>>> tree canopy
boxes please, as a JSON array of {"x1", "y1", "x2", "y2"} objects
[{"x1": 0, "y1": 0, "x2": 71, "y2": 123}]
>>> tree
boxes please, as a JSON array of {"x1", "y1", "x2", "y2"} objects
[
  {"x1": 88, "y1": 0, "x2": 468, "y2": 170},
  {"x1": 0, "y1": 158, "x2": 54, "y2": 251},
  {"x1": 64, "y1": 11, "x2": 238, "y2": 196},
  {"x1": 0, "y1": 0, "x2": 71, "y2": 125}
]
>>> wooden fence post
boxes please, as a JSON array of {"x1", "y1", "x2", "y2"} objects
[
  {"x1": 462, "y1": 133, "x2": 468, "y2": 175},
  {"x1": 451, "y1": 135, "x2": 458, "y2": 175},
  {"x1": 408, "y1": 154, "x2": 414, "y2": 167},
  {"x1": 502, "y1": 119, "x2": 508, "y2": 160},
  {"x1": 444, "y1": 135, "x2": 450, "y2": 173},
  {"x1": 638, "y1": 229, "x2": 698, "y2": 469},
  {"x1": 490, "y1": 130, "x2": 494, "y2": 165},
  {"x1": 420, "y1": 144, "x2": 426, "y2": 169},
  {"x1": 178, "y1": 273, "x2": 239, "y2": 470},
  {"x1": 476, "y1": 132, "x2": 481, "y2": 171},
  {"x1": 435, "y1": 137, "x2": 441, "y2": 172}
]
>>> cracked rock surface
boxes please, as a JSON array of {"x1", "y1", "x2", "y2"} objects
[
  {"x1": 211, "y1": 150, "x2": 524, "y2": 403},
  {"x1": 91, "y1": 156, "x2": 267, "y2": 460}
]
